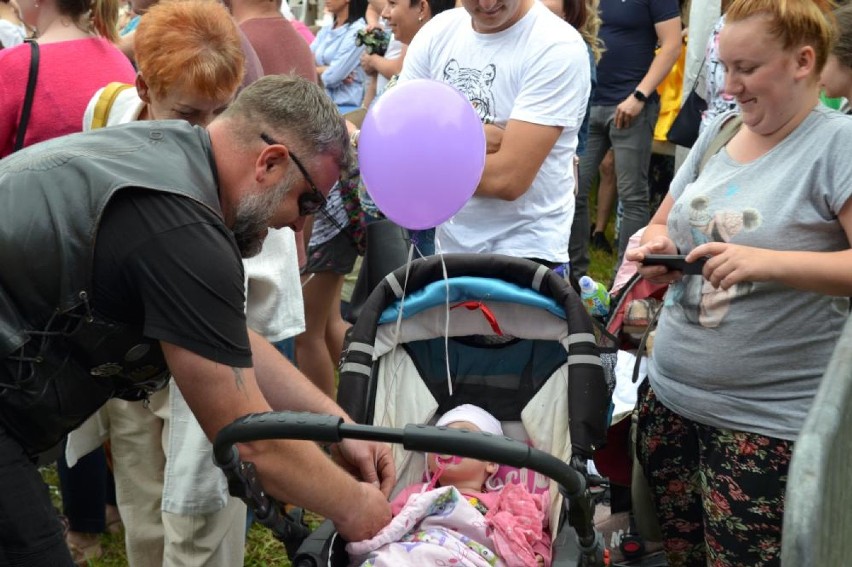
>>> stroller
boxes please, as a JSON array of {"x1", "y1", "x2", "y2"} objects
[{"x1": 214, "y1": 254, "x2": 612, "y2": 566}]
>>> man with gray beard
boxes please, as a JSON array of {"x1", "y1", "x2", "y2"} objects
[{"x1": 0, "y1": 75, "x2": 394, "y2": 565}]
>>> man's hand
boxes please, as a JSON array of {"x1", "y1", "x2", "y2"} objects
[
  {"x1": 614, "y1": 95, "x2": 645, "y2": 129},
  {"x1": 330, "y1": 439, "x2": 397, "y2": 497},
  {"x1": 484, "y1": 124, "x2": 504, "y2": 154},
  {"x1": 332, "y1": 482, "x2": 392, "y2": 542}
]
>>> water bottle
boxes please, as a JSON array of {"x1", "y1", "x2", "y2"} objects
[{"x1": 579, "y1": 275, "x2": 610, "y2": 318}]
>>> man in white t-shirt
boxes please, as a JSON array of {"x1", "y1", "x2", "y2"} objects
[{"x1": 397, "y1": 0, "x2": 589, "y2": 266}]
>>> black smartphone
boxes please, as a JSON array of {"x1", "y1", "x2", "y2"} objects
[{"x1": 641, "y1": 254, "x2": 707, "y2": 275}]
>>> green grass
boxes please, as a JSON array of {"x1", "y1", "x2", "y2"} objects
[
  {"x1": 43, "y1": 223, "x2": 619, "y2": 566},
  {"x1": 40, "y1": 464, "x2": 294, "y2": 566}
]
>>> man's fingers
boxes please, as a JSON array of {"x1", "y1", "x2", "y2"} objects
[{"x1": 376, "y1": 452, "x2": 396, "y2": 497}]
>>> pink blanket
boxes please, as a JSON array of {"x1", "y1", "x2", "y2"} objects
[{"x1": 485, "y1": 483, "x2": 550, "y2": 567}]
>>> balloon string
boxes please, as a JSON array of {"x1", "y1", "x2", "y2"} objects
[
  {"x1": 384, "y1": 240, "x2": 416, "y2": 418},
  {"x1": 391, "y1": 241, "x2": 416, "y2": 362},
  {"x1": 435, "y1": 234, "x2": 452, "y2": 397}
]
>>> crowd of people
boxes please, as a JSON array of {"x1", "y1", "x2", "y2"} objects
[{"x1": 0, "y1": 0, "x2": 851, "y2": 565}]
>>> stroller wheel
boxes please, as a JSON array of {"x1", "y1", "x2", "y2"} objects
[{"x1": 619, "y1": 533, "x2": 646, "y2": 559}]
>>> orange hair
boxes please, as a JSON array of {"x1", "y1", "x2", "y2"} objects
[
  {"x1": 726, "y1": 0, "x2": 837, "y2": 73},
  {"x1": 134, "y1": 0, "x2": 245, "y2": 101}
]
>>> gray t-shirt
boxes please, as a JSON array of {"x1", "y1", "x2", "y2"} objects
[{"x1": 650, "y1": 106, "x2": 852, "y2": 440}]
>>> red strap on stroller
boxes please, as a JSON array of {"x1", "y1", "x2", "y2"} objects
[{"x1": 450, "y1": 301, "x2": 503, "y2": 336}]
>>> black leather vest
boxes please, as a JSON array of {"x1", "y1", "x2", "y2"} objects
[{"x1": 0, "y1": 121, "x2": 223, "y2": 453}]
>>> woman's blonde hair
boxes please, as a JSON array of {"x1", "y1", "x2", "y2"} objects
[
  {"x1": 134, "y1": 0, "x2": 245, "y2": 102},
  {"x1": 726, "y1": 0, "x2": 836, "y2": 74},
  {"x1": 582, "y1": 0, "x2": 605, "y2": 63}
]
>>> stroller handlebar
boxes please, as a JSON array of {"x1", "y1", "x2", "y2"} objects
[
  {"x1": 213, "y1": 411, "x2": 585, "y2": 496},
  {"x1": 213, "y1": 411, "x2": 601, "y2": 555}
]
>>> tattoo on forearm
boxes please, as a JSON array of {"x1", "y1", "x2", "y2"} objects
[{"x1": 232, "y1": 367, "x2": 247, "y2": 395}]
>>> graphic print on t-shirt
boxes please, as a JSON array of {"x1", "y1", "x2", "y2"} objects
[
  {"x1": 443, "y1": 59, "x2": 497, "y2": 124},
  {"x1": 667, "y1": 194, "x2": 762, "y2": 328}
]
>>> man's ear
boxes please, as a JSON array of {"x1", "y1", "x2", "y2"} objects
[
  {"x1": 135, "y1": 73, "x2": 150, "y2": 104},
  {"x1": 256, "y1": 143, "x2": 290, "y2": 182}
]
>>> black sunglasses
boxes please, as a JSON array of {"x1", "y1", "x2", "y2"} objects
[{"x1": 260, "y1": 133, "x2": 327, "y2": 216}]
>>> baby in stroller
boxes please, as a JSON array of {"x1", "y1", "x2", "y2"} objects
[
  {"x1": 346, "y1": 404, "x2": 551, "y2": 567},
  {"x1": 213, "y1": 255, "x2": 609, "y2": 567}
]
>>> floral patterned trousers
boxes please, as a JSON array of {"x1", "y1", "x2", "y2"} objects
[{"x1": 636, "y1": 384, "x2": 793, "y2": 567}]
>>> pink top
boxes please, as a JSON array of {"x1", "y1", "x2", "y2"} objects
[
  {"x1": 0, "y1": 37, "x2": 136, "y2": 157},
  {"x1": 290, "y1": 19, "x2": 316, "y2": 46}
]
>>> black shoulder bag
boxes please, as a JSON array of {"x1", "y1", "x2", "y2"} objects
[
  {"x1": 13, "y1": 39, "x2": 40, "y2": 153},
  {"x1": 666, "y1": 59, "x2": 708, "y2": 149}
]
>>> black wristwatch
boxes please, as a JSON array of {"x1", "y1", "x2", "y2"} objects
[{"x1": 632, "y1": 89, "x2": 648, "y2": 103}]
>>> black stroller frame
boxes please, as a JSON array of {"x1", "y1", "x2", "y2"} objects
[{"x1": 214, "y1": 254, "x2": 612, "y2": 566}]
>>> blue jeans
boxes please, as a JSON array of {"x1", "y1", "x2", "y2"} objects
[
  {"x1": 569, "y1": 100, "x2": 660, "y2": 279},
  {"x1": 272, "y1": 338, "x2": 295, "y2": 362}
]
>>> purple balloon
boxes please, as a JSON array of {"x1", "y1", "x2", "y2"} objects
[{"x1": 359, "y1": 79, "x2": 486, "y2": 230}]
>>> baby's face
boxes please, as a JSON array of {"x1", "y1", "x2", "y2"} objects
[{"x1": 428, "y1": 421, "x2": 497, "y2": 491}]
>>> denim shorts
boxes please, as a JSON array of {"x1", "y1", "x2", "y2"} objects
[{"x1": 303, "y1": 229, "x2": 358, "y2": 275}]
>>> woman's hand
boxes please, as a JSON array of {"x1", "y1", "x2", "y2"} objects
[
  {"x1": 624, "y1": 234, "x2": 680, "y2": 284},
  {"x1": 690, "y1": 242, "x2": 777, "y2": 290}
]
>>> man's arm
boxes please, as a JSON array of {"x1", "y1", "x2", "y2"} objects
[
  {"x1": 614, "y1": 16, "x2": 682, "y2": 129},
  {"x1": 474, "y1": 120, "x2": 562, "y2": 201},
  {"x1": 248, "y1": 332, "x2": 396, "y2": 494},
  {"x1": 474, "y1": 38, "x2": 589, "y2": 201},
  {"x1": 247, "y1": 330, "x2": 345, "y2": 417},
  {"x1": 161, "y1": 339, "x2": 392, "y2": 541}
]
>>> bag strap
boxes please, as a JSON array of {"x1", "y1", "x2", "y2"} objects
[
  {"x1": 631, "y1": 304, "x2": 661, "y2": 384},
  {"x1": 13, "y1": 39, "x2": 39, "y2": 153},
  {"x1": 685, "y1": 55, "x2": 707, "y2": 95},
  {"x1": 697, "y1": 114, "x2": 743, "y2": 174},
  {"x1": 90, "y1": 82, "x2": 133, "y2": 130}
]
